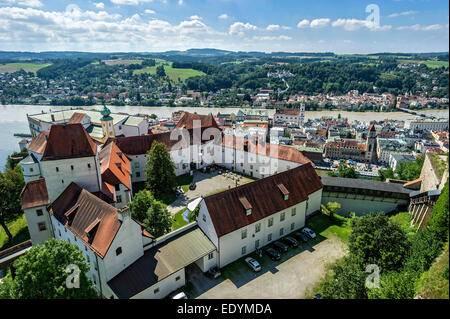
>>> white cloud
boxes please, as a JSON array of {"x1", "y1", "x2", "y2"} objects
[
  {"x1": 281, "y1": 26, "x2": 291, "y2": 30},
  {"x1": 229, "y1": 22, "x2": 257, "y2": 36},
  {"x1": 1, "y1": 0, "x2": 43, "y2": 7},
  {"x1": 397, "y1": 24, "x2": 444, "y2": 31},
  {"x1": 144, "y1": 9, "x2": 155, "y2": 14},
  {"x1": 266, "y1": 24, "x2": 280, "y2": 31},
  {"x1": 189, "y1": 15, "x2": 201, "y2": 20},
  {"x1": 110, "y1": 0, "x2": 153, "y2": 5},
  {"x1": 388, "y1": 10, "x2": 418, "y2": 18},
  {"x1": 218, "y1": 13, "x2": 229, "y2": 20},
  {"x1": 310, "y1": 18, "x2": 330, "y2": 28},
  {"x1": 297, "y1": 19, "x2": 310, "y2": 28},
  {"x1": 332, "y1": 18, "x2": 391, "y2": 31},
  {"x1": 253, "y1": 35, "x2": 292, "y2": 41},
  {"x1": 178, "y1": 0, "x2": 183, "y2": 5},
  {"x1": 94, "y1": 2, "x2": 105, "y2": 9}
]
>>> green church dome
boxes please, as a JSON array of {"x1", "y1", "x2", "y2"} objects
[{"x1": 100, "y1": 106, "x2": 113, "y2": 121}]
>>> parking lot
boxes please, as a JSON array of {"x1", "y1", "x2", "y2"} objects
[
  {"x1": 184, "y1": 233, "x2": 347, "y2": 299},
  {"x1": 167, "y1": 169, "x2": 255, "y2": 215}
]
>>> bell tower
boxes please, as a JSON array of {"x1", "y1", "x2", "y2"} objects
[
  {"x1": 365, "y1": 122, "x2": 377, "y2": 163},
  {"x1": 100, "y1": 105, "x2": 115, "y2": 142}
]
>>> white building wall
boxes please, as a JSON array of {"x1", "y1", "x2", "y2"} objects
[
  {"x1": 194, "y1": 251, "x2": 217, "y2": 272},
  {"x1": 196, "y1": 200, "x2": 219, "y2": 249},
  {"x1": 24, "y1": 205, "x2": 53, "y2": 245},
  {"x1": 215, "y1": 201, "x2": 307, "y2": 268},
  {"x1": 130, "y1": 268, "x2": 185, "y2": 299},
  {"x1": 306, "y1": 189, "x2": 322, "y2": 216}
]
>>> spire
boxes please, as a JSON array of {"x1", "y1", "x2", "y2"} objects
[{"x1": 101, "y1": 105, "x2": 113, "y2": 121}]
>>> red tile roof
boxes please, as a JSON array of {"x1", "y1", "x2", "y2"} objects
[
  {"x1": 175, "y1": 112, "x2": 219, "y2": 131},
  {"x1": 68, "y1": 112, "x2": 87, "y2": 124},
  {"x1": 222, "y1": 135, "x2": 312, "y2": 165},
  {"x1": 27, "y1": 131, "x2": 49, "y2": 154},
  {"x1": 41, "y1": 124, "x2": 98, "y2": 161},
  {"x1": 21, "y1": 179, "x2": 50, "y2": 210},
  {"x1": 275, "y1": 109, "x2": 300, "y2": 116},
  {"x1": 204, "y1": 163, "x2": 323, "y2": 237},
  {"x1": 99, "y1": 141, "x2": 132, "y2": 190},
  {"x1": 49, "y1": 182, "x2": 121, "y2": 258}
]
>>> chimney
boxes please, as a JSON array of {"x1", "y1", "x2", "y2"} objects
[{"x1": 118, "y1": 206, "x2": 131, "y2": 224}]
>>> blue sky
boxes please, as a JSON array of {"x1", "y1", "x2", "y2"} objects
[{"x1": 0, "y1": 0, "x2": 448, "y2": 53}]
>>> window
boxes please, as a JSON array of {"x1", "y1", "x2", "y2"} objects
[
  {"x1": 241, "y1": 229, "x2": 247, "y2": 239},
  {"x1": 154, "y1": 288, "x2": 159, "y2": 294},
  {"x1": 136, "y1": 172, "x2": 141, "y2": 177},
  {"x1": 71, "y1": 165, "x2": 74, "y2": 170},
  {"x1": 116, "y1": 195, "x2": 122, "y2": 203},
  {"x1": 280, "y1": 228, "x2": 284, "y2": 236},
  {"x1": 268, "y1": 233, "x2": 272, "y2": 242},
  {"x1": 291, "y1": 223, "x2": 295, "y2": 230},
  {"x1": 115, "y1": 184, "x2": 120, "y2": 191},
  {"x1": 61, "y1": 179, "x2": 64, "y2": 184},
  {"x1": 291, "y1": 207, "x2": 296, "y2": 216},
  {"x1": 280, "y1": 212, "x2": 285, "y2": 222},
  {"x1": 175, "y1": 276, "x2": 181, "y2": 281},
  {"x1": 86, "y1": 255, "x2": 90, "y2": 263},
  {"x1": 87, "y1": 163, "x2": 91, "y2": 169},
  {"x1": 255, "y1": 240, "x2": 260, "y2": 249},
  {"x1": 255, "y1": 223, "x2": 261, "y2": 233},
  {"x1": 134, "y1": 162, "x2": 140, "y2": 168},
  {"x1": 241, "y1": 246, "x2": 246, "y2": 255},
  {"x1": 268, "y1": 217, "x2": 273, "y2": 227},
  {"x1": 36, "y1": 209, "x2": 43, "y2": 217},
  {"x1": 202, "y1": 214, "x2": 206, "y2": 222},
  {"x1": 116, "y1": 247, "x2": 122, "y2": 256},
  {"x1": 208, "y1": 252, "x2": 214, "y2": 260},
  {"x1": 56, "y1": 167, "x2": 59, "y2": 172},
  {"x1": 37, "y1": 222, "x2": 46, "y2": 232},
  {"x1": 30, "y1": 167, "x2": 33, "y2": 172},
  {"x1": 58, "y1": 230, "x2": 61, "y2": 237}
]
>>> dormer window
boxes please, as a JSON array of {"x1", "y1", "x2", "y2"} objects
[
  {"x1": 277, "y1": 183, "x2": 290, "y2": 200},
  {"x1": 239, "y1": 196, "x2": 252, "y2": 216}
]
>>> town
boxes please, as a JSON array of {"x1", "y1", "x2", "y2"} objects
[{"x1": 0, "y1": 103, "x2": 448, "y2": 300}]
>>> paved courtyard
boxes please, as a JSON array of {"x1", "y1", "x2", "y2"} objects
[
  {"x1": 167, "y1": 170, "x2": 255, "y2": 215},
  {"x1": 185, "y1": 236, "x2": 347, "y2": 299}
]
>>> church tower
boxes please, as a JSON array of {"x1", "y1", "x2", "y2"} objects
[
  {"x1": 100, "y1": 105, "x2": 115, "y2": 142},
  {"x1": 365, "y1": 122, "x2": 377, "y2": 163}
]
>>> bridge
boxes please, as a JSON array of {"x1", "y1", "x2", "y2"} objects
[
  {"x1": 0, "y1": 240, "x2": 32, "y2": 271},
  {"x1": 397, "y1": 107, "x2": 436, "y2": 119}
]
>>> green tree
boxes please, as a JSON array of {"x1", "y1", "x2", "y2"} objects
[
  {"x1": 349, "y1": 213, "x2": 409, "y2": 271},
  {"x1": 395, "y1": 156, "x2": 424, "y2": 181},
  {"x1": 377, "y1": 167, "x2": 395, "y2": 182},
  {"x1": 128, "y1": 190, "x2": 172, "y2": 238},
  {"x1": 328, "y1": 163, "x2": 358, "y2": 178},
  {"x1": 145, "y1": 141, "x2": 176, "y2": 197},
  {"x1": 156, "y1": 65, "x2": 166, "y2": 77},
  {"x1": 322, "y1": 256, "x2": 368, "y2": 299},
  {"x1": 0, "y1": 166, "x2": 25, "y2": 243},
  {"x1": 367, "y1": 271, "x2": 417, "y2": 299},
  {"x1": 0, "y1": 239, "x2": 97, "y2": 299},
  {"x1": 427, "y1": 180, "x2": 449, "y2": 241},
  {"x1": 326, "y1": 202, "x2": 341, "y2": 219}
]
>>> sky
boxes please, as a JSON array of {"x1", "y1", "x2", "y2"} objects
[{"x1": 0, "y1": 0, "x2": 448, "y2": 53}]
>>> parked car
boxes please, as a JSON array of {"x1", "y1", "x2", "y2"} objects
[
  {"x1": 272, "y1": 240, "x2": 288, "y2": 253},
  {"x1": 301, "y1": 227, "x2": 316, "y2": 239},
  {"x1": 172, "y1": 292, "x2": 187, "y2": 299},
  {"x1": 281, "y1": 236, "x2": 298, "y2": 248},
  {"x1": 314, "y1": 294, "x2": 322, "y2": 299},
  {"x1": 206, "y1": 266, "x2": 221, "y2": 279},
  {"x1": 189, "y1": 182, "x2": 196, "y2": 190},
  {"x1": 262, "y1": 247, "x2": 281, "y2": 261},
  {"x1": 245, "y1": 257, "x2": 261, "y2": 272},
  {"x1": 292, "y1": 231, "x2": 308, "y2": 243}
]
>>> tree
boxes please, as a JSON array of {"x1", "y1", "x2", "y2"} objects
[
  {"x1": 328, "y1": 163, "x2": 358, "y2": 179},
  {"x1": 322, "y1": 256, "x2": 368, "y2": 299},
  {"x1": 188, "y1": 206, "x2": 200, "y2": 222},
  {"x1": 349, "y1": 213, "x2": 409, "y2": 271},
  {"x1": 145, "y1": 141, "x2": 176, "y2": 197},
  {"x1": 0, "y1": 166, "x2": 25, "y2": 243},
  {"x1": 326, "y1": 202, "x2": 341, "y2": 219},
  {"x1": 128, "y1": 190, "x2": 171, "y2": 237},
  {"x1": 367, "y1": 271, "x2": 417, "y2": 299},
  {"x1": 427, "y1": 180, "x2": 449, "y2": 241},
  {"x1": 0, "y1": 239, "x2": 97, "y2": 299},
  {"x1": 395, "y1": 156, "x2": 424, "y2": 181},
  {"x1": 377, "y1": 167, "x2": 395, "y2": 182},
  {"x1": 156, "y1": 65, "x2": 166, "y2": 77}
]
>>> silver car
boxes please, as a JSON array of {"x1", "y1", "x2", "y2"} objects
[
  {"x1": 301, "y1": 227, "x2": 316, "y2": 239},
  {"x1": 245, "y1": 257, "x2": 261, "y2": 272}
]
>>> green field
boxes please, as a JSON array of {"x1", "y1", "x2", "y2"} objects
[
  {"x1": 0, "y1": 214, "x2": 30, "y2": 251},
  {"x1": 398, "y1": 59, "x2": 449, "y2": 68},
  {"x1": 0, "y1": 63, "x2": 51, "y2": 74},
  {"x1": 133, "y1": 61, "x2": 205, "y2": 81},
  {"x1": 172, "y1": 208, "x2": 190, "y2": 230}
]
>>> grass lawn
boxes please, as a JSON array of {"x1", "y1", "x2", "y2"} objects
[
  {"x1": 172, "y1": 208, "x2": 190, "y2": 230},
  {"x1": 0, "y1": 63, "x2": 51, "y2": 74},
  {"x1": 397, "y1": 59, "x2": 449, "y2": 68},
  {"x1": 176, "y1": 174, "x2": 193, "y2": 193},
  {"x1": 389, "y1": 211, "x2": 416, "y2": 238},
  {"x1": 0, "y1": 214, "x2": 30, "y2": 251},
  {"x1": 416, "y1": 244, "x2": 449, "y2": 299},
  {"x1": 133, "y1": 61, "x2": 205, "y2": 81},
  {"x1": 306, "y1": 213, "x2": 352, "y2": 244}
]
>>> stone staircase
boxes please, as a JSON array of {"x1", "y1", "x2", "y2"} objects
[{"x1": 408, "y1": 190, "x2": 441, "y2": 230}]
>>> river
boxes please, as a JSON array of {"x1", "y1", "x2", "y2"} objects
[{"x1": 0, "y1": 104, "x2": 448, "y2": 170}]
